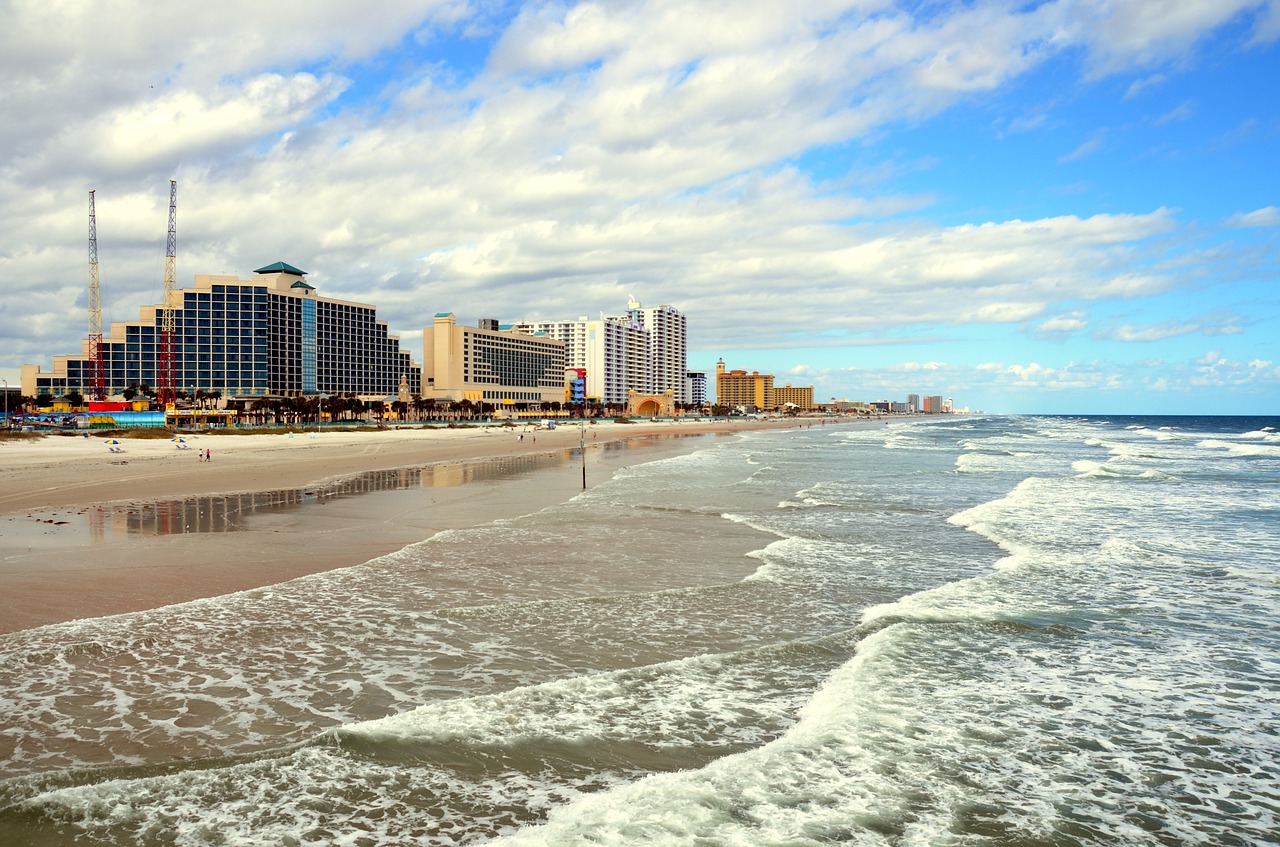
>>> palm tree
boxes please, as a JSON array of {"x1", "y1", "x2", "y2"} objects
[{"x1": 248, "y1": 398, "x2": 273, "y2": 425}]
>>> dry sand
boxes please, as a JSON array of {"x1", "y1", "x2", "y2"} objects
[{"x1": 0, "y1": 417, "x2": 847, "y2": 633}]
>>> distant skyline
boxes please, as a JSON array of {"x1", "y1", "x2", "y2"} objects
[{"x1": 1, "y1": 1, "x2": 1277, "y2": 414}]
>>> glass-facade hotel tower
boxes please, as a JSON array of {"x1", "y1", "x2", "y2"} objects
[{"x1": 22, "y1": 263, "x2": 421, "y2": 399}]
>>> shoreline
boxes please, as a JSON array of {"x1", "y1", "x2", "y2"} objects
[
  {"x1": 1, "y1": 418, "x2": 865, "y2": 633},
  {"x1": 0, "y1": 419, "x2": 811, "y2": 515}
]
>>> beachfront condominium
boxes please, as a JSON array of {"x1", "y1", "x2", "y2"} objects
[
  {"x1": 21, "y1": 262, "x2": 421, "y2": 401},
  {"x1": 508, "y1": 316, "x2": 650, "y2": 406},
  {"x1": 621, "y1": 297, "x2": 688, "y2": 403},
  {"x1": 774, "y1": 384, "x2": 815, "y2": 411},
  {"x1": 686, "y1": 371, "x2": 708, "y2": 407},
  {"x1": 715, "y1": 358, "x2": 774, "y2": 412},
  {"x1": 422, "y1": 313, "x2": 566, "y2": 410},
  {"x1": 510, "y1": 297, "x2": 688, "y2": 407}
]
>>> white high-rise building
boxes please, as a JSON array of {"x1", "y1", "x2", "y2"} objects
[
  {"x1": 512, "y1": 297, "x2": 688, "y2": 407},
  {"x1": 618, "y1": 297, "x2": 688, "y2": 403},
  {"x1": 509, "y1": 317, "x2": 648, "y2": 406},
  {"x1": 686, "y1": 371, "x2": 707, "y2": 407}
]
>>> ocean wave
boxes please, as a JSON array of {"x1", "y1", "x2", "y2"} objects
[
  {"x1": 3, "y1": 639, "x2": 852, "y2": 846},
  {"x1": 1198, "y1": 439, "x2": 1280, "y2": 457}
]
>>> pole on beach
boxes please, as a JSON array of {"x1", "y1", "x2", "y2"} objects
[{"x1": 580, "y1": 421, "x2": 586, "y2": 490}]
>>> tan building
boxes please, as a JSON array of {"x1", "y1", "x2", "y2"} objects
[
  {"x1": 422, "y1": 313, "x2": 566, "y2": 409},
  {"x1": 774, "y1": 383, "x2": 815, "y2": 411},
  {"x1": 715, "y1": 358, "x2": 774, "y2": 411}
]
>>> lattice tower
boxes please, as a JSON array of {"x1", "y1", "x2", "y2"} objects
[
  {"x1": 87, "y1": 190, "x2": 106, "y2": 401},
  {"x1": 158, "y1": 180, "x2": 177, "y2": 406}
]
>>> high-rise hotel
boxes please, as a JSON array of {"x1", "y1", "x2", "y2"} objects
[
  {"x1": 622, "y1": 297, "x2": 688, "y2": 403},
  {"x1": 22, "y1": 262, "x2": 421, "y2": 400},
  {"x1": 510, "y1": 297, "x2": 688, "y2": 406}
]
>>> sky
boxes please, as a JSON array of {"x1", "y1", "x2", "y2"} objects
[{"x1": 1, "y1": 0, "x2": 1278, "y2": 415}]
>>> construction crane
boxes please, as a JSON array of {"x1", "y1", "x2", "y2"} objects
[
  {"x1": 86, "y1": 190, "x2": 106, "y2": 401},
  {"x1": 158, "y1": 179, "x2": 177, "y2": 407}
]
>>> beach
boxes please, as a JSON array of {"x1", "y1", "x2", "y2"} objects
[{"x1": 0, "y1": 417, "x2": 825, "y2": 634}]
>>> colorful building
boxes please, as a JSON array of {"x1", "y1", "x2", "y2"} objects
[{"x1": 566, "y1": 367, "x2": 587, "y2": 404}]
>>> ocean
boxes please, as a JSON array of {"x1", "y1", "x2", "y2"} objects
[{"x1": 1, "y1": 415, "x2": 1277, "y2": 846}]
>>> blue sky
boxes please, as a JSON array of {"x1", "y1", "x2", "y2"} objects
[{"x1": 1, "y1": 0, "x2": 1277, "y2": 414}]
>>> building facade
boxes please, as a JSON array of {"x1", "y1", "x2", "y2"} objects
[
  {"x1": 510, "y1": 298, "x2": 688, "y2": 406},
  {"x1": 422, "y1": 313, "x2": 566, "y2": 408},
  {"x1": 22, "y1": 262, "x2": 421, "y2": 400},
  {"x1": 686, "y1": 371, "x2": 707, "y2": 407},
  {"x1": 774, "y1": 383, "x2": 815, "y2": 411},
  {"x1": 715, "y1": 358, "x2": 774, "y2": 411},
  {"x1": 565, "y1": 368, "x2": 587, "y2": 404},
  {"x1": 621, "y1": 297, "x2": 688, "y2": 403},
  {"x1": 509, "y1": 317, "x2": 649, "y2": 406}
]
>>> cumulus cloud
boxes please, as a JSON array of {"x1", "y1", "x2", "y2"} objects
[
  {"x1": 1035, "y1": 311, "x2": 1089, "y2": 335},
  {"x1": 1054, "y1": 0, "x2": 1270, "y2": 77},
  {"x1": 1190, "y1": 350, "x2": 1280, "y2": 386},
  {"x1": 786, "y1": 345, "x2": 1280, "y2": 410},
  {"x1": 0, "y1": 0, "x2": 1274, "y2": 386}
]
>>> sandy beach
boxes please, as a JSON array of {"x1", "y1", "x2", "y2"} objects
[{"x1": 0, "y1": 417, "x2": 842, "y2": 633}]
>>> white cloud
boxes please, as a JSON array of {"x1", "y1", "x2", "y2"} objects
[
  {"x1": 1036, "y1": 312, "x2": 1089, "y2": 334},
  {"x1": 1250, "y1": 0, "x2": 1280, "y2": 44},
  {"x1": 1106, "y1": 321, "x2": 1199, "y2": 342},
  {"x1": 1125, "y1": 73, "x2": 1166, "y2": 98},
  {"x1": 1224, "y1": 206, "x2": 1280, "y2": 228},
  {"x1": 1154, "y1": 101, "x2": 1194, "y2": 124},
  {"x1": 1060, "y1": 134, "x2": 1104, "y2": 162},
  {"x1": 0, "y1": 0, "x2": 1274, "y2": 393},
  {"x1": 1189, "y1": 350, "x2": 1280, "y2": 386},
  {"x1": 1099, "y1": 313, "x2": 1243, "y2": 342},
  {"x1": 1050, "y1": 0, "x2": 1269, "y2": 77}
]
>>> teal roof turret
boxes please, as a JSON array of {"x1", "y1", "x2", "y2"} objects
[{"x1": 254, "y1": 261, "x2": 307, "y2": 276}]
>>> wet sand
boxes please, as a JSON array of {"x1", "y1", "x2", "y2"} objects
[{"x1": 0, "y1": 418, "x2": 850, "y2": 633}]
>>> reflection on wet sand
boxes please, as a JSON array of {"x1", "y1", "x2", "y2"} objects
[{"x1": 83, "y1": 450, "x2": 590, "y2": 541}]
